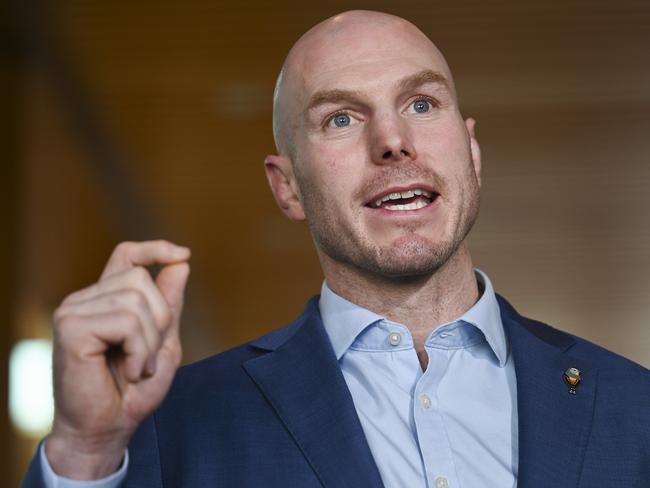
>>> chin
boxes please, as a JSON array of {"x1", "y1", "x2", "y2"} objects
[{"x1": 362, "y1": 236, "x2": 459, "y2": 279}]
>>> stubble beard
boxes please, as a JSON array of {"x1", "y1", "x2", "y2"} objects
[{"x1": 296, "y1": 166, "x2": 480, "y2": 280}]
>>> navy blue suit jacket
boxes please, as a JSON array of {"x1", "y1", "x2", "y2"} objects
[{"x1": 23, "y1": 295, "x2": 650, "y2": 487}]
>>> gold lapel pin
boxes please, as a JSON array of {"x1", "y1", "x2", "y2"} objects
[{"x1": 564, "y1": 367, "x2": 582, "y2": 394}]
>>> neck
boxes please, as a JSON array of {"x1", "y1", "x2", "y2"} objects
[{"x1": 320, "y1": 243, "x2": 479, "y2": 366}]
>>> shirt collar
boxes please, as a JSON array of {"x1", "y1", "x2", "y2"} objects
[{"x1": 318, "y1": 269, "x2": 509, "y2": 367}]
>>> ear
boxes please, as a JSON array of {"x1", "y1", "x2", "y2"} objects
[
  {"x1": 464, "y1": 117, "x2": 482, "y2": 187},
  {"x1": 264, "y1": 154, "x2": 306, "y2": 221}
]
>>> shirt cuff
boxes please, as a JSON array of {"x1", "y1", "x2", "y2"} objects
[{"x1": 39, "y1": 441, "x2": 128, "y2": 488}]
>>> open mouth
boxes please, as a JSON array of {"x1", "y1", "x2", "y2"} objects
[{"x1": 366, "y1": 187, "x2": 438, "y2": 212}]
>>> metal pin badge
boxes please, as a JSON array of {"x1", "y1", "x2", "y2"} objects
[{"x1": 564, "y1": 367, "x2": 582, "y2": 394}]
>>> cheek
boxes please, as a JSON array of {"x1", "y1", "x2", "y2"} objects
[
  {"x1": 414, "y1": 123, "x2": 472, "y2": 176},
  {"x1": 304, "y1": 143, "x2": 367, "y2": 196}
]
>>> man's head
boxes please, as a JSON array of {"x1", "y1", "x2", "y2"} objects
[{"x1": 265, "y1": 10, "x2": 481, "y2": 279}]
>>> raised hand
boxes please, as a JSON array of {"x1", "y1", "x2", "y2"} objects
[{"x1": 45, "y1": 240, "x2": 191, "y2": 480}]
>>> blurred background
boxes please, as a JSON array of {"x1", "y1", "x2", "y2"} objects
[{"x1": 2, "y1": 0, "x2": 649, "y2": 484}]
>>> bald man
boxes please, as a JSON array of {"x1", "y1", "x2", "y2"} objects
[{"x1": 23, "y1": 10, "x2": 650, "y2": 488}]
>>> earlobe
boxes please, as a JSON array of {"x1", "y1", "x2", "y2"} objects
[
  {"x1": 465, "y1": 117, "x2": 482, "y2": 186},
  {"x1": 264, "y1": 154, "x2": 306, "y2": 221}
]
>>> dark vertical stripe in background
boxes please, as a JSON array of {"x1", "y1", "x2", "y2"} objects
[{"x1": 2, "y1": 0, "x2": 19, "y2": 483}]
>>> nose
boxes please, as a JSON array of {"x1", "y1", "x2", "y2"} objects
[{"x1": 368, "y1": 114, "x2": 417, "y2": 165}]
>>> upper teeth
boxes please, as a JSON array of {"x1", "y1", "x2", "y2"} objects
[{"x1": 374, "y1": 188, "x2": 432, "y2": 207}]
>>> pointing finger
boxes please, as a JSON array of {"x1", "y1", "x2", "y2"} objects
[{"x1": 101, "y1": 240, "x2": 190, "y2": 280}]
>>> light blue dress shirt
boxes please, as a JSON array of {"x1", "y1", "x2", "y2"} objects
[
  {"x1": 41, "y1": 270, "x2": 517, "y2": 488},
  {"x1": 319, "y1": 270, "x2": 518, "y2": 488}
]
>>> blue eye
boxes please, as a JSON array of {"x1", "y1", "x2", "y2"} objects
[
  {"x1": 413, "y1": 99, "x2": 430, "y2": 113},
  {"x1": 332, "y1": 113, "x2": 351, "y2": 127}
]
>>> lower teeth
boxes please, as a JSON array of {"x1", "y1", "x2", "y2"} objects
[{"x1": 384, "y1": 200, "x2": 429, "y2": 211}]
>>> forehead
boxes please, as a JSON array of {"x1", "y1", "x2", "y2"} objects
[{"x1": 290, "y1": 21, "x2": 452, "y2": 98}]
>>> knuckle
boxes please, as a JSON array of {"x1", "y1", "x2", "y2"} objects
[
  {"x1": 158, "y1": 306, "x2": 172, "y2": 326},
  {"x1": 118, "y1": 312, "x2": 147, "y2": 346},
  {"x1": 60, "y1": 289, "x2": 82, "y2": 306},
  {"x1": 130, "y1": 266, "x2": 151, "y2": 285},
  {"x1": 115, "y1": 241, "x2": 135, "y2": 256},
  {"x1": 52, "y1": 305, "x2": 67, "y2": 323},
  {"x1": 54, "y1": 316, "x2": 80, "y2": 345},
  {"x1": 121, "y1": 310, "x2": 142, "y2": 330},
  {"x1": 124, "y1": 288, "x2": 147, "y2": 309}
]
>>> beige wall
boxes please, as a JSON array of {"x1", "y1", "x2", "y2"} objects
[{"x1": 8, "y1": 1, "x2": 650, "y2": 482}]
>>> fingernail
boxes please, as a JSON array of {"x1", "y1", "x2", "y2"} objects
[{"x1": 176, "y1": 246, "x2": 190, "y2": 256}]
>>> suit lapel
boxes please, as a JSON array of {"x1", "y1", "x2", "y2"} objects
[
  {"x1": 243, "y1": 295, "x2": 598, "y2": 487},
  {"x1": 500, "y1": 297, "x2": 597, "y2": 488},
  {"x1": 243, "y1": 299, "x2": 384, "y2": 488}
]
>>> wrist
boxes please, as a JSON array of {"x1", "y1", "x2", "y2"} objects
[{"x1": 45, "y1": 428, "x2": 129, "y2": 480}]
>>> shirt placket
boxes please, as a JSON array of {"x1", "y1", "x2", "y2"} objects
[{"x1": 413, "y1": 340, "x2": 460, "y2": 488}]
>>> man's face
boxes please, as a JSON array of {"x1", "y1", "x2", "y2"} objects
[{"x1": 274, "y1": 18, "x2": 481, "y2": 279}]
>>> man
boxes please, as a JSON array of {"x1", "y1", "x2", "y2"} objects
[{"x1": 23, "y1": 10, "x2": 650, "y2": 488}]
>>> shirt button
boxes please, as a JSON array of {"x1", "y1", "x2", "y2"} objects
[
  {"x1": 388, "y1": 332, "x2": 402, "y2": 346},
  {"x1": 435, "y1": 476, "x2": 449, "y2": 488},
  {"x1": 419, "y1": 393, "x2": 432, "y2": 410}
]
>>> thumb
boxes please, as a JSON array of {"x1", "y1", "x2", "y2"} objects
[{"x1": 156, "y1": 262, "x2": 191, "y2": 322}]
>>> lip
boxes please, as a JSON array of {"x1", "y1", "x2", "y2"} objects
[
  {"x1": 365, "y1": 183, "x2": 437, "y2": 207},
  {"x1": 365, "y1": 193, "x2": 441, "y2": 216}
]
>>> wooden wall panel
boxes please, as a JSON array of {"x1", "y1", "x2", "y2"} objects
[{"x1": 8, "y1": 0, "x2": 650, "y2": 479}]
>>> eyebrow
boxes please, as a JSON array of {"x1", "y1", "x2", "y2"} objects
[
  {"x1": 397, "y1": 69, "x2": 450, "y2": 92},
  {"x1": 306, "y1": 89, "x2": 364, "y2": 111},
  {"x1": 306, "y1": 69, "x2": 451, "y2": 112}
]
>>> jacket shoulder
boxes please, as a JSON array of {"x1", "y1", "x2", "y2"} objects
[{"x1": 497, "y1": 294, "x2": 650, "y2": 378}]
